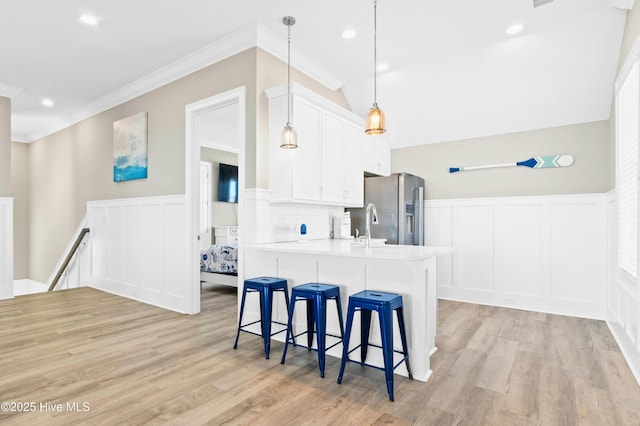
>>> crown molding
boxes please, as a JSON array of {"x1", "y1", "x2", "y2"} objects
[
  {"x1": 0, "y1": 83, "x2": 22, "y2": 99},
  {"x1": 255, "y1": 23, "x2": 343, "y2": 91},
  {"x1": 18, "y1": 22, "x2": 344, "y2": 142},
  {"x1": 609, "y1": 0, "x2": 635, "y2": 10}
]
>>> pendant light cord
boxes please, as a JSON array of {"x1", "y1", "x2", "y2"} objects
[
  {"x1": 373, "y1": 0, "x2": 378, "y2": 107},
  {"x1": 287, "y1": 21, "x2": 292, "y2": 126}
]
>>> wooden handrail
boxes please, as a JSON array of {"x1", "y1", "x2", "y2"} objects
[{"x1": 48, "y1": 228, "x2": 90, "y2": 292}]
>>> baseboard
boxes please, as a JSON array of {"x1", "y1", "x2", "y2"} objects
[
  {"x1": 607, "y1": 320, "x2": 640, "y2": 386},
  {"x1": 13, "y1": 279, "x2": 48, "y2": 296}
]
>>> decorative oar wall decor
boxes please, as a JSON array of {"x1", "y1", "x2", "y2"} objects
[{"x1": 449, "y1": 154, "x2": 574, "y2": 173}]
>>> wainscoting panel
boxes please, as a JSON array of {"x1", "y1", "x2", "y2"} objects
[
  {"x1": 123, "y1": 205, "x2": 143, "y2": 286},
  {"x1": 455, "y1": 205, "x2": 495, "y2": 294},
  {"x1": 495, "y1": 203, "x2": 543, "y2": 299},
  {"x1": 0, "y1": 198, "x2": 13, "y2": 300},
  {"x1": 425, "y1": 206, "x2": 454, "y2": 289},
  {"x1": 549, "y1": 202, "x2": 606, "y2": 306},
  {"x1": 427, "y1": 193, "x2": 608, "y2": 319},
  {"x1": 606, "y1": 191, "x2": 640, "y2": 384},
  {"x1": 87, "y1": 195, "x2": 189, "y2": 313}
]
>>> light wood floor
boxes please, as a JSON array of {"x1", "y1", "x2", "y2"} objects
[{"x1": 1, "y1": 286, "x2": 639, "y2": 425}]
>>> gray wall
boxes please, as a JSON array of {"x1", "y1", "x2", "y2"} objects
[
  {"x1": 0, "y1": 97, "x2": 10, "y2": 197},
  {"x1": 11, "y1": 142, "x2": 29, "y2": 278},
  {"x1": 391, "y1": 120, "x2": 610, "y2": 200},
  {"x1": 18, "y1": 47, "x2": 351, "y2": 283},
  {"x1": 27, "y1": 49, "x2": 258, "y2": 282}
]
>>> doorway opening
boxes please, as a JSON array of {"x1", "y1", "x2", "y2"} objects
[{"x1": 185, "y1": 87, "x2": 246, "y2": 314}]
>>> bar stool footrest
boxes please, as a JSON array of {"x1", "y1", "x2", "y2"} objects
[
  {"x1": 237, "y1": 320, "x2": 289, "y2": 338},
  {"x1": 344, "y1": 343, "x2": 410, "y2": 372},
  {"x1": 285, "y1": 330, "x2": 343, "y2": 353}
]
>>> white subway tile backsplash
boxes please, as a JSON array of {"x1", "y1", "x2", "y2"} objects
[{"x1": 244, "y1": 189, "x2": 344, "y2": 244}]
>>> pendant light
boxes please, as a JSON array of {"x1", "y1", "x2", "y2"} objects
[
  {"x1": 281, "y1": 16, "x2": 298, "y2": 149},
  {"x1": 365, "y1": 0, "x2": 385, "y2": 135}
]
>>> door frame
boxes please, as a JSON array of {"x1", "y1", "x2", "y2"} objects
[
  {"x1": 199, "y1": 161, "x2": 213, "y2": 249},
  {"x1": 185, "y1": 86, "x2": 246, "y2": 314}
]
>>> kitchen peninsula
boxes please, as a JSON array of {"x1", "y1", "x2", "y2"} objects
[{"x1": 244, "y1": 240, "x2": 453, "y2": 382}]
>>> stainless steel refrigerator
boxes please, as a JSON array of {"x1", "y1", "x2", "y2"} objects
[{"x1": 347, "y1": 172, "x2": 425, "y2": 245}]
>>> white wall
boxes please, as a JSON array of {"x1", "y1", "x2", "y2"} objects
[
  {"x1": 87, "y1": 195, "x2": 192, "y2": 313},
  {"x1": 0, "y1": 198, "x2": 13, "y2": 299},
  {"x1": 427, "y1": 193, "x2": 608, "y2": 320}
]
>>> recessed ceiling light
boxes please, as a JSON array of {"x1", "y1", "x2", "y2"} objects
[
  {"x1": 342, "y1": 29, "x2": 357, "y2": 39},
  {"x1": 377, "y1": 63, "x2": 390, "y2": 72},
  {"x1": 506, "y1": 24, "x2": 525, "y2": 35},
  {"x1": 41, "y1": 99, "x2": 54, "y2": 107},
  {"x1": 79, "y1": 14, "x2": 99, "y2": 26}
]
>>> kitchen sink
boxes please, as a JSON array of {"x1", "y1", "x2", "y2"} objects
[{"x1": 351, "y1": 237, "x2": 387, "y2": 246}]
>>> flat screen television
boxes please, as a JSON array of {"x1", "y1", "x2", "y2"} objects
[{"x1": 218, "y1": 163, "x2": 238, "y2": 203}]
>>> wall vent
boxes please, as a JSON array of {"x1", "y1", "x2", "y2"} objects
[{"x1": 533, "y1": 0, "x2": 554, "y2": 7}]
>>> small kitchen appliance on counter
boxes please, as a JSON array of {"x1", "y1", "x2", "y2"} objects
[{"x1": 332, "y1": 212, "x2": 352, "y2": 239}]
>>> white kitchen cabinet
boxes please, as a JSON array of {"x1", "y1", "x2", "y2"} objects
[
  {"x1": 267, "y1": 83, "x2": 364, "y2": 207},
  {"x1": 321, "y1": 110, "x2": 344, "y2": 203},
  {"x1": 245, "y1": 241, "x2": 454, "y2": 382},
  {"x1": 342, "y1": 122, "x2": 364, "y2": 206},
  {"x1": 291, "y1": 96, "x2": 322, "y2": 201},
  {"x1": 364, "y1": 134, "x2": 391, "y2": 177}
]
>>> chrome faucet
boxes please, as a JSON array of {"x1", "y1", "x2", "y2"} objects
[{"x1": 365, "y1": 202, "x2": 379, "y2": 248}]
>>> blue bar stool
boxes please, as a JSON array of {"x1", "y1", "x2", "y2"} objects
[
  {"x1": 280, "y1": 283, "x2": 345, "y2": 378},
  {"x1": 337, "y1": 290, "x2": 413, "y2": 401},
  {"x1": 234, "y1": 276, "x2": 290, "y2": 359}
]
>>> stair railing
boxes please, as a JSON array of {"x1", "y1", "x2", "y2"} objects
[{"x1": 48, "y1": 228, "x2": 90, "y2": 292}]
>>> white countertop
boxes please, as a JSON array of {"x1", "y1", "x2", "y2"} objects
[{"x1": 247, "y1": 239, "x2": 453, "y2": 261}]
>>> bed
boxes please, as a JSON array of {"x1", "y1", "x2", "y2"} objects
[{"x1": 200, "y1": 243, "x2": 238, "y2": 287}]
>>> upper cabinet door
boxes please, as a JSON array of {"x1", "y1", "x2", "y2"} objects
[
  {"x1": 342, "y1": 122, "x2": 364, "y2": 207},
  {"x1": 292, "y1": 96, "x2": 322, "y2": 201},
  {"x1": 321, "y1": 110, "x2": 345, "y2": 203},
  {"x1": 364, "y1": 135, "x2": 391, "y2": 177},
  {"x1": 267, "y1": 83, "x2": 365, "y2": 206}
]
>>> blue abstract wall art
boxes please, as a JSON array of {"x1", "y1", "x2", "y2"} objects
[{"x1": 113, "y1": 112, "x2": 148, "y2": 182}]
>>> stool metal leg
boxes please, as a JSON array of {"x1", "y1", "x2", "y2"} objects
[
  {"x1": 260, "y1": 288, "x2": 273, "y2": 359},
  {"x1": 315, "y1": 296, "x2": 327, "y2": 378},
  {"x1": 233, "y1": 287, "x2": 250, "y2": 350},
  {"x1": 379, "y1": 308, "x2": 395, "y2": 401},
  {"x1": 360, "y1": 309, "x2": 372, "y2": 364},
  {"x1": 335, "y1": 296, "x2": 345, "y2": 341},
  {"x1": 306, "y1": 299, "x2": 315, "y2": 350},
  {"x1": 337, "y1": 303, "x2": 355, "y2": 384},
  {"x1": 280, "y1": 293, "x2": 297, "y2": 365},
  {"x1": 396, "y1": 307, "x2": 413, "y2": 380},
  {"x1": 283, "y1": 287, "x2": 294, "y2": 345}
]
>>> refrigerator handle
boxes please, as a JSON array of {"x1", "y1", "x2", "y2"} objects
[{"x1": 414, "y1": 187, "x2": 425, "y2": 246}]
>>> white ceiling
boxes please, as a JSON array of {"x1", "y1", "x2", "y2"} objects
[{"x1": 0, "y1": 0, "x2": 632, "y2": 148}]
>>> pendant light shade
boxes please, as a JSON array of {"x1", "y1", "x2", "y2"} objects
[
  {"x1": 365, "y1": 104, "x2": 385, "y2": 135},
  {"x1": 365, "y1": 0, "x2": 386, "y2": 135},
  {"x1": 281, "y1": 124, "x2": 298, "y2": 148},
  {"x1": 281, "y1": 16, "x2": 298, "y2": 149}
]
